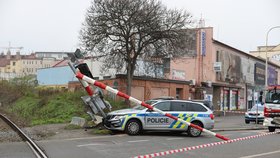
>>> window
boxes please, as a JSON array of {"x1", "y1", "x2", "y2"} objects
[
  {"x1": 216, "y1": 51, "x2": 220, "y2": 62},
  {"x1": 186, "y1": 103, "x2": 207, "y2": 112},
  {"x1": 171, "y1": 102, "x2": 187, "y2": 111},
  {"x1": 13, "y1": 62, "x2": 16, "y2": 66},
  {"x1": 154, "y1": 102, "x2": 171, "y2": 111}
]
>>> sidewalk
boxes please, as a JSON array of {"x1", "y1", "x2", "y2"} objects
[{"x1": 213, "y1": 115, "x2": 266, "y2": 132}]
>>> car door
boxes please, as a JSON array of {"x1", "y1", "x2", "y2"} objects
[
  {"x1": 144, "y1": 101, "x2": 171, "y2": 129},
  {"x1": 168, "y1": 101, "x2": 191, "y2": 130}
]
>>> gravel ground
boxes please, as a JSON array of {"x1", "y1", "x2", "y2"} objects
[
  {"x1": 0, "y1": 109, "x2": 95, "y2": 143},
  {"x1": 0, "y1": 118, "x2": 22, "y2": 142},
  {"x1": 0, "y1": 120, "x2": 96, "y2": 143}
]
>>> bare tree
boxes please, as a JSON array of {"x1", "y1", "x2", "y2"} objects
[{"x1": 80, "y1": 0, "x2": 194, "y2": 98}]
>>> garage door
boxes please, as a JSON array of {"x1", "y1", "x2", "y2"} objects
[
  {"x1": 131, "y1": 86, "x2": 144, "y2": 101},
  {"x1": 150, "y1": 88, "x2": 169, "y2": 99}
]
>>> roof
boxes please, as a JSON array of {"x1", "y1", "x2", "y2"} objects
[
  {"x1": 0, "y1": 58, "x2": 10, "y2": 67},
  {"x1": 52, "y1": 59, "x2": 84, "y2": 67},
  {"x1": 115, "y1": 74, "x2": 191, "y2": 84},
  {"x1": 213, "y1": 39, "x2": 280, "y2": 69},
  {"x1": 52, "y1": 59, "x2": 68, "y2": 67}
]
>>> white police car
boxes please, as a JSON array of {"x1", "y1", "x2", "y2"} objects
[
  {"x1": 103, "y1": 99, "x2": 215, "y2": 137},
  {"x1": 245, "y1": 104, "x2": 264, "y2": 124}
]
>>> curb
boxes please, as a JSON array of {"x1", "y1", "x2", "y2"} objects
[{"x1": 212, "y1": 127, "x2": 267, "y2": 132}]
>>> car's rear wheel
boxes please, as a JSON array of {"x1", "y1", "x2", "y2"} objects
[
  {"x1": 245, "y1": 120, "x2": 250, "y2": 124},
  {"x1": 125, "y1": 119, "x2": 142, "y2": 135},
  {"x1": 268, "y1": 126, "x2": 276, "y2": 132},
  {"x1": 187, "y1": 121, "x2": 203, "y2": 137}
]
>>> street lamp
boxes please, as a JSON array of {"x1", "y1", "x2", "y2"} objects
[{"x1": 265, "y1": 26, "x2": 280, "y2": 90}]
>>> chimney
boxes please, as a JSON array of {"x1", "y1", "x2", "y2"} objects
[
  {"x1": 16, "y1": 51, "x2": 21, "y2": 60},
  {"x1": 6, "y1": 50, "x2": 11, "y2": 59}
]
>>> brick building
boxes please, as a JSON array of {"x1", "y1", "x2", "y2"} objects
[{"x1": 68, "y1": 74, "x2": 191, "y2": 101}]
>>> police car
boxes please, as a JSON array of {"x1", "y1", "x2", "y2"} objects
[{"x1": 103, "y1": 99, "x2": 214, "y2": 137}]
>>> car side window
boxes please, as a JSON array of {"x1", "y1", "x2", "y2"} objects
[
  {"x1": 154, "y1": 102, "x2": 171, "y2": 111},
  {"x1": 171, "y1": 102, "x2": 187, "y2": 111},
  {"x1": 189, "y1": 103, "x2": 207, "y2": 112}
]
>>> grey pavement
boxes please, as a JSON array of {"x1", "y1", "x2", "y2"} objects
[
  {"x1": 27, "y1": 114, "x2": 268, "y2": 141},
  {"x1": 213, "y1": 114, "x2": 266, "y2": 132}
]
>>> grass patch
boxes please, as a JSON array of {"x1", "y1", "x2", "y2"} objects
[
  {"x1": 7, "y1": 90, "x2": 88, "y2": 126},
  {"x1": 1, "y1": 81, "x2": 132, "y2": 127}
]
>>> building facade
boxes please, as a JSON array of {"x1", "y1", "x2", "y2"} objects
[
  {"x1": 0, "y1": 51, "x2": 64, "y2": 80},
  {"x1": 250, "y1": 45, "x2": 280, "y2": 66},
  {"x1": 163, "y1": 27, "x2": 280, "y2": 110},
  {"x1": 34, "y1": 27, "x2": 280, "y2": 109}
]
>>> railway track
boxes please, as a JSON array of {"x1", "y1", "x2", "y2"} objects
[{"x1": 0, "y1": 113, "x2": 48, "y2": 158}]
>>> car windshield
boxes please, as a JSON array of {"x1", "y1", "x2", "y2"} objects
[
  {"x1": 250, "y1": 106, "x2": 264, "y2": 111},
  {"x1": 132, "y1": 100, "x2": 158, "y2": 110}
]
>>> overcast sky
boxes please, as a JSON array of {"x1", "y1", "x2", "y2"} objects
[{"x1": 0, "y1": 0, "x2": 279, "y2": 54}]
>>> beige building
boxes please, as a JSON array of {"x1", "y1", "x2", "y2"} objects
[
  {"x1": 0, "y1": 51, "x2": 58, "y2": 80},
  {"x1": 250, "y1": 44, "x2": 280, "y2": 65}
]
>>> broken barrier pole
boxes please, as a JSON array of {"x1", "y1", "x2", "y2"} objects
[
  {"x1": 76, "y1": 71, "x2": 230, "y2": 141},
  {"x1": 68, "y1": 62, "x2": 107, "y2": 118}
]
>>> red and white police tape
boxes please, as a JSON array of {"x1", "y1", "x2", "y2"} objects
[
  {"x1": 214, "y1": 110, "x2": 246, "y2": 114},
  {"x1": 133, "y1": 131, "x2": 279, "y2": 158},
  {"x1": 76, "y1": 72, "x2": 230, "y2": 141}
]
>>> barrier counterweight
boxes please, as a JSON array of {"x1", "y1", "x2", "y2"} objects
[
  {"x1": 68, "y1": 62, "x2": 106, "y2": 117},
  {"x1": 76, "y1": 72, "x2": 230, "y2": 141}
]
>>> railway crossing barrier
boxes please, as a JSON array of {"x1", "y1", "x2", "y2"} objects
[{"x1": 75, "y1": 71, "x2": 230, "y2": 141}]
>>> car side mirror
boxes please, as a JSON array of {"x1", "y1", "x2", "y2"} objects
[{"x1": 146, "y1": 109, "x2": 153, "y2": 112}]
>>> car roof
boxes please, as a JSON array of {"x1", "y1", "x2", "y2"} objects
[
  {"x1": 151, "y1": 96, "x2": 175, "y2": 100},
  {"x1": 154, "y1": 99, "x2": 207, "y2": 105},
  {"x1": 144, "y1": 99, "x2": 211, "y2": 111},
  {"x1": 192, "y1": 100, "x2": 210, "y2": 102}
]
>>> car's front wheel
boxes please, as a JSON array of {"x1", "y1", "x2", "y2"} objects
[
  {"x1": 268, "y1": 126, "x2": 276, "y2": 132},
  {"x1": 245, "y1": 120, "x2": 250, "y2": 124},
  {"x1": 125, "y1": 119, "x2": 142, "y2": 135},
  {"x1": 187, "y1": 121, "x2": 203, "y2": 137}
]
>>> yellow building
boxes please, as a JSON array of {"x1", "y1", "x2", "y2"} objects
[
  {"x1": 0, "y1": 51, "x2": 58, "y2": 80},
  {"x1": 250, "y1": 44, "x2": 280, "y2": 65}
]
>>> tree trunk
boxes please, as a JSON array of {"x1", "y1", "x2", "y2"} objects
[{"x1": 126, "y1": 64, "x2": 133, "y2": 107}]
